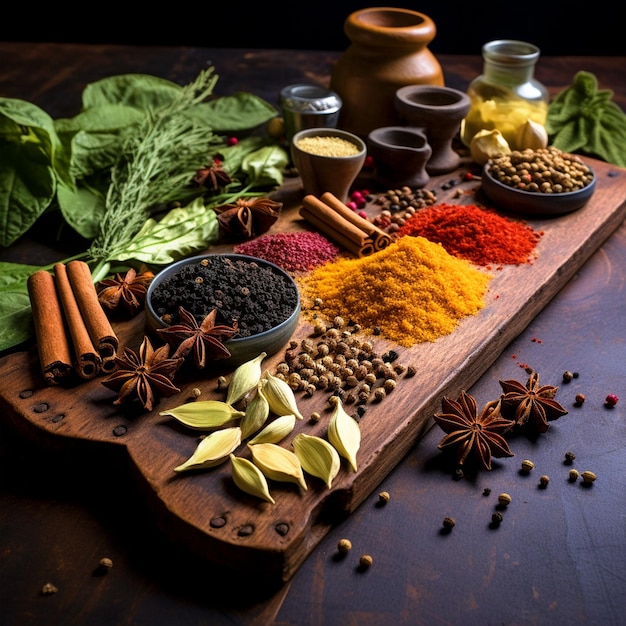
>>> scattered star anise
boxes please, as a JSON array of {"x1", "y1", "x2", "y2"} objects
[
  {"x1": 97, "y1": 267, "x2": 154, "y2": 316},
  {"x1": 214, "y1": 196, "x2": 281, "y2": 241},
  {"x1": 102, "y1": 336, "x2": 183, "y2": 411},
  {"x1": 499, "y1": 371, "x2": 568, "y2": 433},
  {"x1": 192, "y1": 157, "x2": 232, "y2": 192},
  {"x1": 157, "y1": 306, "x2": 239, "y2": 368},
  {"x1": 434, "y1": 391, "x2": 514, "y2": 471}
]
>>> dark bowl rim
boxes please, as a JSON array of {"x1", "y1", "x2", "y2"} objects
[{"x1": 145, "y1": 252, "x2": 301, "y2": 345}]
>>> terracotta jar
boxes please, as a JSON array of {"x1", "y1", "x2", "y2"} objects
[{"x1": 330, "y1": 7, "x2": 444, "y2": 138}]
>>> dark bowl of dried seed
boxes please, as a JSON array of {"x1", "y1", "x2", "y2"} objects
[
  {"x1": 145, "y1": 253, "x2": 301, "y2": 367},
  {"x1": 482, "y1": 147, "x2": 596, "y2": 217}
]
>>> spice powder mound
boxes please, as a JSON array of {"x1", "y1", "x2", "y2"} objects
[
  {"x1": 298, "y1": 236, "x2": 491, "y2": 346},
  {"x1": 234, "y1": 231, "x2": 340, "y2": 274},
  {"x1": 396, "y1": 203, "x2": 541, "y2": 267},
  {"x1": 295, "y1": 136, "x2": 361, "y2": 157}
]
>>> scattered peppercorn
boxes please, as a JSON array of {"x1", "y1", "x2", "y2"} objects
[
  {"x1": 337, "y1": 538, "x2": 352, "y2": 554},
  {"x1": 568, "y1": 468, "x2": 580, "y2": 482},
  {"x1": 442, "y1": 516, "x2": 456, "y2": 531},
  {"x1": 498, "y1": 493, "x2": 512, "y2": 507},
  {"x1": 491, "y1": 512, "x2": 503, "y2": 526},
  {"x1": 574, "y1": 393, "x2": 586, "y2": 406},
  {"x1": 539, "y1": 475, "x2": 550, "y2": 488},
  {"x1": 562, "y1": 371, "x2": 574, "y2": 383},
  {"x1": 483, "y1": 488, "x2": 492, "y2": 496},
  {"x1": 564, "y1": 451, "x2": 576, "y2": 464},
  {"x1": 191, "y1": 387, "x2": 202, "y2": 398},
  {"x1": 378, "y1": 491, "x2": 390, "y2": 505},
  {"x1": 604, "y1": 394, "x2": 619, "y2": 408},
  {"x1": 359, "y1": 554, "x2": 374, "y2": 569},
  {"x1": 521, "y1": 459, "x2": 535, "y2": 473}
]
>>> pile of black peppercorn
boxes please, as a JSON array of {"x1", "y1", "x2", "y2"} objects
[{"x1": 150, "y1": 256, "x2": 299, "y2": 337}]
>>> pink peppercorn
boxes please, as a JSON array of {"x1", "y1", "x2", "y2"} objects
[
  {"x1": 346, "y1": 201, "x2": 358, "y2": 211},
  {"x1": 605, "y1": 394, "x2": 619, "y2": 407},
  {"x1": 227, "y1": 136, "x2": 239, "y2": 146}
]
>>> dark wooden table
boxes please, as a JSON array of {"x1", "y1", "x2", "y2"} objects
[{"x1": 1, "y1": 43, "x2": 625, "y2": 626}]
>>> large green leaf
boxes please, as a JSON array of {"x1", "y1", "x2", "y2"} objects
[
  {"x1": 188, "y1": 92, "x2": 278, "y2": 132},
  {"x1": 0, "y1": 147, "x2": 56, "y2": 247},
  {"x1": 0, "y1": 261, "x2": 44, "y2": 352}
]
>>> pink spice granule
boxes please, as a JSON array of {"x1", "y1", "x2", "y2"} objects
[{"x1": 234, "y1": 231, "x2": 340, "y2": 273}]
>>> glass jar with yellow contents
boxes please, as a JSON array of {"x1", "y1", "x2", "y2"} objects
[{"x1": 461, "y1": 40, "x2": 549, "y2": 150}]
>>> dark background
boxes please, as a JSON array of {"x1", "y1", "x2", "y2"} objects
[{"x1": 3, "y1": 3, "x2": 625, "y2": 56}]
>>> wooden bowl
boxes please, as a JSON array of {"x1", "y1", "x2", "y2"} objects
[{"x1": 481, "y1": 163, "x2": 596, "y2": 217}]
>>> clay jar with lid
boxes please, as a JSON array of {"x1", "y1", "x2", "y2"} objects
[{"x1": 330, "y1": 7, "x2": 444, "y2": 138}]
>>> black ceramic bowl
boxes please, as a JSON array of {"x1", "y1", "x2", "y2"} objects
[
  {"x1": 145, "y1": 254, "x2": 301, "y2": 367},
  {"x1": 481, "y1": 163, "x2": 596, "y2": 217}
]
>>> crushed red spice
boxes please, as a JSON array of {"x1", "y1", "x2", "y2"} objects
[
  {"x1": 233, "y1": 230, "x2": 340, "y2": 274},
  {"x1": 396, "y1": 203, "x2": 541, "y2": 266}
]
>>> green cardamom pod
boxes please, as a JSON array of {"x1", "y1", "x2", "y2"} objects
[
  {"x1": 160, "y1": 400, "x2": 245, "y2": 429},
  {"x1": 240, "y1": 385, "x2": 270, "y2": 439},
  {"x1": 328, "y1": 398, "x2": 361, "y2": 472},
  {"x1": 261, "y1": 370, "x2": 303, "y2": 419},
  {"x1": 174, "y1": 427, "x2": 242, "y2": 472},
  {"x1": 230, "y1": 454, "x2": 275, "y2": 504},
  {"x1": 226, "y1": 352, "x2": 267, "y2": 406},
  {"x1": 249, "y1": 442, "x2": 307, "y2": 490},
  {"x1": 292, "y1": 433, "x2": 340, "y2": 489},
  {"x1": 248, "y1": 414, "x2": 296, "y2": 445}
]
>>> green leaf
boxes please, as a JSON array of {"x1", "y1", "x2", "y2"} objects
[
  {"x1": 56, "y1": 181, "x2": 106, "y2": 240},
  {"x1": 0, "y1": 261, "x2": 43, "y2": 352},
  {"x1": 81, "y1": 74, "x2": 182, "y2": 111},
  {"x1": 111, "y1": 196, "x2": 220, "y2": 265},
  {"x1": 0, "y1": 147, "x2": 56, "y2": 247},
  {"x1": 241, "y1": 144, "x2": 288, "y2": 187},
  {"x1": 188, "y1": 92, "x2": 277, "y2": 132}
]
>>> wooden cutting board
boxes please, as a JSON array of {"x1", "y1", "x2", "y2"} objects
[{"x1": 1, "y1": 156, "x2": 625, "y2": 587}]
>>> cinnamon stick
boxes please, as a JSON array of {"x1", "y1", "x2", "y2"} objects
[
  {"x1": 301, "y1": 195, "x2": 369, "y2": 247},
  {"x1": 320, "y1": 192, "x2": 392, "y2": 251},
  {"x1": 54, "y1": 263, "x2": 102, "y2": 379},
  {"x1": 300, "y1": 205, "x2": 375, "y2": 257},
  {"x1": 66, "y1": 260, "x2": 118, "y2": 373},
  {"x1": 27, "y1": 270, "x2": 73, "y2": 385}
]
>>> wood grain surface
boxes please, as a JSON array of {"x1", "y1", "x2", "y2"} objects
[{"x1": 1, "y1": 155, "x2": 624, "y2": 586}]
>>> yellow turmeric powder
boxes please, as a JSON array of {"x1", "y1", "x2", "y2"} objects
[{"x1": 298, "y1": 236, "x2": 491, "y2": 346}]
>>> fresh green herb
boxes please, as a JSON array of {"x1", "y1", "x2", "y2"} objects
[{"x1": 0, "y1": 68, "x2": 287, "y2": 352}]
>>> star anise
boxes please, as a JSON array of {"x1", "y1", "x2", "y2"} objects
[
  {"x1": 192, "y1": 157, "x2": 232, "y2": 192},
  {"x1": 97, "y1": 267, "x2": 154, "y2": 316},
  {"x1": 434, "y1": 391, "x2": 514, "y2": 471},
  {"x1": 499, "y1": 371, "x2": 568, "y2": 433},
  {"x1": 102, "y1": 336, "x2": 183, "y2": 411},
  {"x1": 157, "y1": 306, "x2": 239, "y2": 369},
  {"x1": 213, "y1": 196, "x2": 281, "y2": 241}
]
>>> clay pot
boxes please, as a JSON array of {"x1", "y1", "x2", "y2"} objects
[
  {"x1": 330, "y1": 7, "x2": 443, "y2": 138},
  {"x1": 367, "y1": 126, "x2": 431, "y2": 189},
  {"x1": 290, "y1": 127, "x2": 367, "y2": 203},
  {"x1": 394, "y1": 85, "x2": 471, "y2": 175}
]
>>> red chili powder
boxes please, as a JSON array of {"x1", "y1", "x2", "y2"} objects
[
  {"x1": 396, "y1": 203, "x2": 541, "y2": 266},
  {"x1": 234, "y1": 230, "x2": 341, "y2": 273}
]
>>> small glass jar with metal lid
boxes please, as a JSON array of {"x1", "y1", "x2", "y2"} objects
[
  {"x1": 461, "y1": 40, "x2": 550, "y2": 150},
  {"x1": 279, "y1": 84, "x2": 342, "y2": 143}
]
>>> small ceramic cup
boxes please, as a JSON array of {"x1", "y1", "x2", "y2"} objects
[
  {"x1": 290, "y1": 128, "x2": 367, "y2": 202},
  {"x1": 394, "y1": 85, "x2": 471, "y2": 175},
  {"x1": 367, "y1": 126, "x2": 432, "y2": 188}
]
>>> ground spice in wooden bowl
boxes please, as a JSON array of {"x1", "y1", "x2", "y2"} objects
[
  {"x1": 298, "y1": 236, "x2": 491, "y2": 346},
  {"x1": 396, "y1": 203, "x2": 541, "y2": 267}
]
